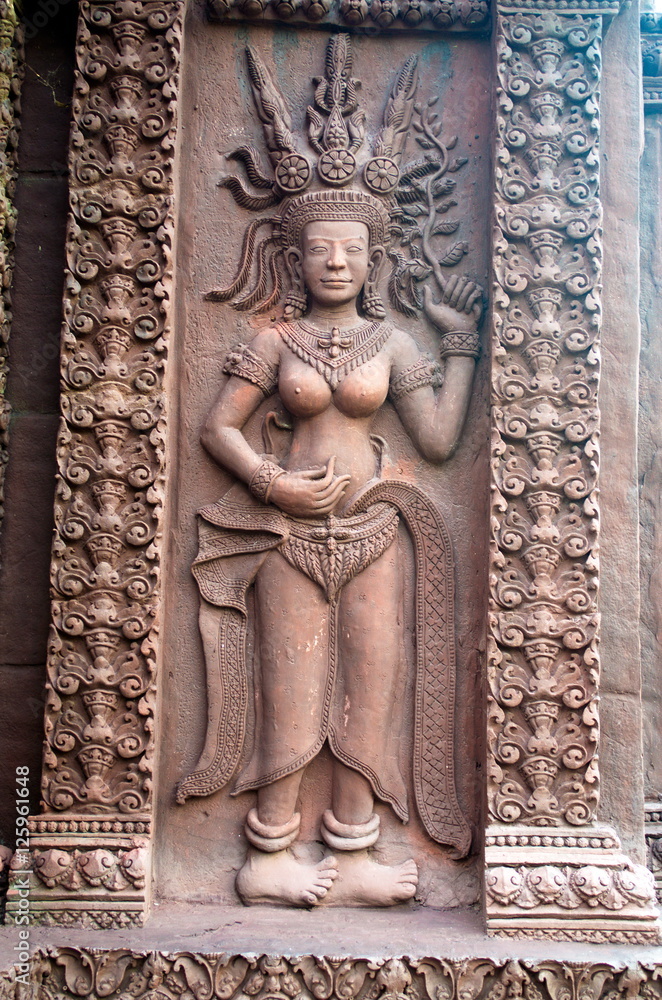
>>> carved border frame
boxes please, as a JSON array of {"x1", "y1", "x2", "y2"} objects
[
  {"x1": 0, "y1": 2, "x2": 22, "y2": 541},
  {"x1": 485, "y1": 0, "x2": 659, "y2": 941},
  {"x1": 6, "y1": 951, "x2": 662, "y2": 1000},
  {"x1": 7, "y1": 0, "x2": 183, "y2": 928},
  {"x1": 5, "y1": 0, "x2": 660, "y2": 943}
]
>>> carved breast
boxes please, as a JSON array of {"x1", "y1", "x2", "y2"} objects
[{"x1": 278, "y1": 353, "x2": 389, "y2": 419}]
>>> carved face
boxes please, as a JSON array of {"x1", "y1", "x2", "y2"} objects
[{"x1": 300, "y1": 220, "x2": 372, "y2": 308}]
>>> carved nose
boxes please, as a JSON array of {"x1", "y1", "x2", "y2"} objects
[{"x1": 327, "y1": 247, "x2": 346, "y2": 269}]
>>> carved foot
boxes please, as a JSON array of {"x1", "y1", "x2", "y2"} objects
[
  {"x1": 324, "y1": 849, "x2": 418, "y2": 906},
  {"x1": 236, "y1": 847, "x2": 339, "y2": 907}
]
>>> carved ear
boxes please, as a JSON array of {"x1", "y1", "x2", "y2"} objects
[
  {"x1": 284, "y1": 246, "x2": 303, "y2": 284},
  {"x1": 283, "y1": 246, "x2": 308, "y2": 320},
  {"x1": 368, "y1": 245, "x2": 386, "y2": 282}
]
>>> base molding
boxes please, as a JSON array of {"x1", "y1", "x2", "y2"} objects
[
  {"x1": 5, "y1": 815, "x2": 151, "y2": 929},
  {"x1": 2, "y1": 949, "x2": 662, "y2": 1000},
  {"x1": 485, "y1": 824, "x2": 661, "y2": 943}
]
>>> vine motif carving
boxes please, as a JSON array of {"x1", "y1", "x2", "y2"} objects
[
  {"x1": 10, "y1": 952, "x2": 662, "y2": 1000},
  {"x1": 0, "y1": 1, "x2": 21, "y2": 542},
  {"x1": 38, "y1": 0, "x2": 183, "y2": 820},
  {"x1": 488, "y1": 9, "x2": 603, "y2": 829}
]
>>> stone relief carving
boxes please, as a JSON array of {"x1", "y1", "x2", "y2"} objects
[
  {"x1": 484, "y1": 2, "x2": 660, "y2": 942},
  {"x1": 641, "y1": 13, "x2": 662, "y2": 112},
  {"x1": 645, "y1": 798, "x2": 662, "y2": 903},
  {"x1": 10, "y1": 951, "x2": 662, "y2": 1000},
  {"x1": 44, "y1": 0, "x2": 183, "y2": 813},
  {"x1": 4, "y1": 0, "x2": 183, "y2": 928},
  {"x1": 207, "y1": 0, "x2": 489, "y2": 32},
  {"x1": 176, "y1": 36, "x2": 483, "y2": 907},
  {"x1": 0, "y1": 1, "x2": 21, "y2": 541},
  {"x1": 489, "y1": 8, "x2": 602, "y2": 831}
]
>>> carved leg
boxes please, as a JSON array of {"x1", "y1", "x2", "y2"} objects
[
  {"x1": 321, "y1": 542, "x2": 418, "y2": 906},
  {"x1": 236, "y1": 552, "x2": 338, "y2": 906},
  {"x1": 320, "y1": 788, "x2": 418, "y2": 907}
]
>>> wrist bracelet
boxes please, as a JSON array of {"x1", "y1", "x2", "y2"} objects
[
  {"x1": 438, "y1": 331, "x2": 481, "y2": 359},
  {"x1": 248, "y1": 460, "x2": 285, "y2": 504}
]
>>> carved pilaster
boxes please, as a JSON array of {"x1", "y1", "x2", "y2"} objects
[
  {"x1": 0, "y1": 2, "x2": 22, "y2": 541},
  {"x1": 486, "y1": 3, "x2": 659, "y2": 941},
  {"x1": 642, "y1": 13, "x2": 662, "y2": 112},
  {"x1": 6, "y1": 0, "x2": 183, "y2": 928},
  {"x1": 645, "y1": 799, "x2": 662, "y2": 904}
]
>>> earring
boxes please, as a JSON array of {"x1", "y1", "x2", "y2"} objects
[
  {"x1": 283, "y1": 288, "x2": 308, "y2": 319},
  {"x1": 362, "y1": 247, "x2": 386, "y2": 319},
  {"x1": 362, "y1": 281, "x2": 386, "y2": 319}
]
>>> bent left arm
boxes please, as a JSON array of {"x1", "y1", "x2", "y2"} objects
[{"x1": 391, "y1": 275, "x2": 482, "y2": 464}]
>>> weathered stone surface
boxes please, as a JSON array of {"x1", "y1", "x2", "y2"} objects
[
  {"x1": 598, "y1": 0, "x2": 647, "y2": 862},
  {"x1": 0, "y1": 412, "x2": 58, "y2": 664},
  {"x1": 639, "y1": 118, "x2": 662, "y2": 804}
]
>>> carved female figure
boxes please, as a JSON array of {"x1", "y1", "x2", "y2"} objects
[{"x1": 177, "y1": 39, "x2": 482, "y2": 908}]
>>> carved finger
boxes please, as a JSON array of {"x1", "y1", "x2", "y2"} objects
[
  {"x1": 442, "y1": 273, "x2": 459, "y2": 303},
  {"x1": 464, "y1": 286, "x2": 482, "y2": 315},
  {"x1": 317, "y1": 455, "x2": 336, "y2": 487},
  {"x1": 314, "y1": 473, "x2": 350, "y2": 500},
  {"x1": 314, "y1": 483, "x2": 349, "y2": 512},
  {"x1": 455, "y1": 280, "x2": 476, "y2": 312},
  {"x1": 298, "y1": 466, "x2": 329, "y2": 481},
  {"x1": 447, "y1": 275, "x2": 469, "y2": 309}
]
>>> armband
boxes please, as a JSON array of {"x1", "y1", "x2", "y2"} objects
[
  {"x1": 223, "y1": 342, "x2": 279, "y2": 395},
  {"x1": 438, "y1": 331, "x2": 481, "y2": 359},
  {"x1": 389, "y1": 355, "x2": 444, "y2": 402},
  {"x1": 248, "y1": 460, "x2": 285, "y2": 504}
]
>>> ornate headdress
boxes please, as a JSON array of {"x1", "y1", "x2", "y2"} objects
[{"x1": 207, "y1": 35, "x2": 472, "y2": 319}]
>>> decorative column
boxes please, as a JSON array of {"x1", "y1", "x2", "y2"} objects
[
  {"x1": 6, "y1": 0, "x2": 183, "y2": 928},
  {"x1": 485, "y1": 0, "x2": 660, "y2": 941},
  {"x1": 0, "y1": 0, "x2": 22, "y2": 538}
]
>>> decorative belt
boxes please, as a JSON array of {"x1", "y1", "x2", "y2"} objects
[{"x1": 280, "y1": 502, "x2": 399, "y2": 603}]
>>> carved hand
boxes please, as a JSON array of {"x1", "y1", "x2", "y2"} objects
[
  {"x1": 423, "y1": 275, "x2": 483, "y2": 334},
  {"x1": 269, "y1": 456, "x2": 350, "y2": 517}
]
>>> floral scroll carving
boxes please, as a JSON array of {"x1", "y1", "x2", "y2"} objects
[
  {"x1": 5, "y1": 0, "x2": 182, "y2": 928},
  {"x1": 42, "y1": 0, "x2": 183, "y2": 816},
  {"x1": 10, "y1": 951, "x2": 662, "y2": 1000},
  {"x1": 488, "y1": 9, "x2": 602, "y2": 831}
]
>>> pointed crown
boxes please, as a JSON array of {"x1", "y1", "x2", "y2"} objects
[{"x1": 209, "y1": 35, "x2": 472, "y2": 319}]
